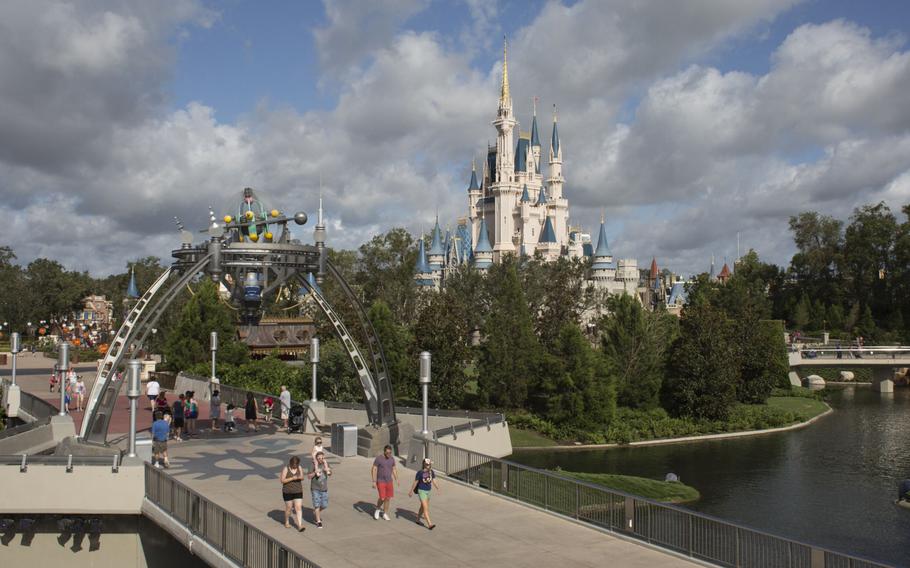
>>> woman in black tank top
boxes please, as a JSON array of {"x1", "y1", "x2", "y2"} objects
[{"x1": 280, "y1": 456, "x2": 305, "y2": 531}]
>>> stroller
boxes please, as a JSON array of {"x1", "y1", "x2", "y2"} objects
[{"x1": 288, "y1": 404, "x2": 306, "y2": 434}]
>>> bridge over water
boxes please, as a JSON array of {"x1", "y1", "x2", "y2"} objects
[{"x1": 788, "y1": 346, "x2": 910, "y2": 392}]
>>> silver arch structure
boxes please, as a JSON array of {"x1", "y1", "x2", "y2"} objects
[{"x1": 80, "y1": 211, "x2": 399, "y2": 444}]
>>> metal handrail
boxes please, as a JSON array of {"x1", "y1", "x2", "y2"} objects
[
  {"x1": 145, "y1": 464, "x2": 321, "y2": 568},
  {"x1": 414, "y1": 438, "x2": 894, "y2": 568}
]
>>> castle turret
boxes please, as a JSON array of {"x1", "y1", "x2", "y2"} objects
[
  {"x1": 536, "y1": 216, "x2": 560, "y2": 261},
  {"x1": 473, "y1": 218, "x2": 494, "y2": 271},
  {"x1": 126, "y1": 267, "x2": 140, "y2": 299},
  {"x1": 591, "y1": 219, "x2": 616, "y2": 284},
  {"x1": 427, "y1": 218, "x2": 445, "y2": 272},
  {"x1": 530, "y1": 99, "x2": 541, "y2": 174},
  {"x1": 413, "y1": 239, "x2": 435, "y2": 288},
  {"x1": 467, "y1": 159, "x2": 481, "y2": 222}
]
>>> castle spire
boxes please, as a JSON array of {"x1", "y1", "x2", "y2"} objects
[
  {"x1": 499, "y1": 37, "x2": 511, "y2": 109},
  {"x1": 126, "y1": 266, "x2": 140, "y2": 299},
  {"x1": 530, "y1": 97, "x2": 540, "y2": 147},
  {"x1": 468, "y1": 158, "x2": 479, "y2": 192},
  {"x1": 550, "y1": 104, "x2": 560, "y2": 157}
]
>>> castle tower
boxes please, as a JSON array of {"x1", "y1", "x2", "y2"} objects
[
  {"x1": 467, "y1": 158, "x2": 481, "y2": 222},
  {"x1": 536, "y1": 216, "x2": 560, "y2": 261},
  {"x1": 530, "y1": 98, "x2": 541, "y2": 175},
  {"x1": 473, "y1": 217, "x2": 494, "y2": 271},
  {"x1": 492, "y1": 39, "x2": 518, "y2": 259},
  {"x1": 427, "y1": 218, "x2": 445, "y2": 274},
  {"x1": 413, "y1": 238, "x2": 435, "y2": 288},
  {"x1": 590, "y1": 218, "x2": 616, "y2": 285}
]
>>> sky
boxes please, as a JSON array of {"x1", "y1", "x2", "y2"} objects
[{"x1": 2, "y1": 0, "x2": 910, "y2": 277}]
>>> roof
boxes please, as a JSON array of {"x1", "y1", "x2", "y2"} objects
[
  {"x1": 536, "y1": 185, "x2": 548, "y2": 205},
  {"x1": 428, "y1": 219, "x2": 444, "y2": 257},
  {"x1": 538, "y1": 216, "x2": 557, "y2": 243},
  {"x1": 718, "y1": 263, "x2": 731, "y2": 278},
  {"x1": 414, "y1": 239, "x2": 430, "y2": 274},
  {"x1": 467, "y1": 167, "x2": 479, "y2": 192},
  {"x1": 474, "y1": 218, "x2": 493, "y2": 253},
  {"x1": 650, "y1": 257, "x2": 659, "y2": 278},
  {"x1": 126, "y1": 268, "x2": 140, "y2": 299},
  {"x1": 531, "y1": 113, "x2": 540, "y2": 147},
  {"x1": 514, "y1": 137, "x2": 530, "y2": 172},
  {"x1": 668, "y1": 282, "x2": 688, "y2": 306},
  {"x1": 593, "y1": 221, "x2": 611, "y2": 258},
  {"x1": 520, "y1": 184, "x2": 531, "y2": 202},
  {"x1": 551, "y1": 118, "x2": 560, "y2": 157}
]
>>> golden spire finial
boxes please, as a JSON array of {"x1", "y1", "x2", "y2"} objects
[{"x1": 500, "y1": 36, "x2": 510, "y2": 105}]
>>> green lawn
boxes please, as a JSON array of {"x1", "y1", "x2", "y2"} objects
[
  {"x1": 562, "y1": 471, "x2": 700, "y2": 503},
  {"x1": 766, "y1": 396, "x2": 828, "y2": 421},
  {"x1": 510, "y1": 428, "x2": 559, "y2": 447}
]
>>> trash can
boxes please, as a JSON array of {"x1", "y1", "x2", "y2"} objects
[{"x1": 331, "y1": 422, "x2": 358, "y2": 457}]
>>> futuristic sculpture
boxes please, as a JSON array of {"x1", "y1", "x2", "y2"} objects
[{"x1": 79, "y1": 189, "x2": 397, "y2": 444}]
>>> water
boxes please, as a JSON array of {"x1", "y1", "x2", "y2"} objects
[{"x1": 510, "y1": 387, "x2": 910, "y2": 567}]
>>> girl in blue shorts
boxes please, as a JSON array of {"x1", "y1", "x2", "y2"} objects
[{"x1": 409, "y1": 458, "x2": 440, "y2": 529}]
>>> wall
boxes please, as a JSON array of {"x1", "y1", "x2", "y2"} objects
[{"x1": 0, "y1": 461, "x2": 144, "y2": 515}]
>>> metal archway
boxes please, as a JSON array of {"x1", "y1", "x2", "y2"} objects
[{"x1": 80, "y1": 200, "x2": 398, "y2": 444}]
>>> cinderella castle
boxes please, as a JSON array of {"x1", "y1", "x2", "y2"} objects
[{"x1": 414, "y1": 41, "x2": 646, "y2": 300}]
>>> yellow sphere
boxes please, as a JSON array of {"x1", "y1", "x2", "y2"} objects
[
  {"x1": 270, "y1": 209, "x2": 280, "y2": 218},
  {"x1": 238, "y1": 235, "x2": 244, "y2": 242},
  {"x1": 264, "y1": 232, "x2": 273, "y2": 240},
  {"x1": 245, "y1": 211, "x2": 254, "y2": 220},
  {"x1": 249, "y1": 233, "x2": 259, "y2": 242},
  {"x1": 223, "y1": 215, "x2": 232, "y2": 224}
]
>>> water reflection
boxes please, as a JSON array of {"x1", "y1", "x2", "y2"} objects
[{"x1": 511, "y1": 387, "x2": 910, "y2": 567}]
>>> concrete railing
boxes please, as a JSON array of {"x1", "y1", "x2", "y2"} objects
[{"x1": 409, "y1": 438, "x2": 894, "y2": 568}]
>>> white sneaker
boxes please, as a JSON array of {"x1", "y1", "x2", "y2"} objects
[
  {"x1": 383, "y1": 513, "x2": 390, "y2": 521},
  {"x1": 374, "y1": 509, "x2": 381, "y2": 520},
  {"x1": 154, "y1": 462, "x2": 162, "y2": 469}
]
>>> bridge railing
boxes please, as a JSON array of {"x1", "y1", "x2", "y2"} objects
[
  {"x1": 411, "y1": 438, "x2": 893, "y2": 568},
  {"x1": 145, "y1": 464, "x2": 321, "y2": 568},
  {"x1": 796, "y1": 347, "x2": 910, "y2": 360}
]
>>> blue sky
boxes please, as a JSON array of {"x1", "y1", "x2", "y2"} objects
[{"x1": 1, "y1": 0, "x2": 909, "y2": 275}]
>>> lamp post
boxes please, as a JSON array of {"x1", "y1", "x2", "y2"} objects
[
  {"x1": 57, "y1": 341, "x2": 70, "y2": 416},
  {"x1": 310, "y1": 337, "x2": 320, "y2": 402},
  {"x1": 210, "y1": 331, "x2": 219, "y2": 385},
  {"x1": 419, "y1": 351, "x2": 431, "y2": 436},
  {"x1": 126, "y1": 359, "x2": 141, "y2": 458},
  {"x1": 10, "y1": 333, "x2": 20, "y2": 386}
]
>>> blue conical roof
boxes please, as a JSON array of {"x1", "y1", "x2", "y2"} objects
[
  {"x1": 126, "y1": 268, "x2": 140, "y2": 298},
  {"x1": 521, "y1": 184, "x2": 531, "y2": 202},
  {"x1": 531, "y1": 114, "x2": 540, "y2": 147},
  {"x1": 428, "y1": 218, "x2": 444, "y2": 256},
  {"x1": 539, "y1": 217, "x2": 557, "y2": 243},
  {"x1": 306, "y1": 272, "x2": 323, "y2": 295},
  {"x1": 593, "y1": 221, "x2": 610, "y2": 257},
  {"x1": 536, "y1": 186, "x2": 548, "y2": 205},
  {"x1": 551, "y1": 118, "x2": 560, "y2": 157},
  {"x1": 467, "y1": 167, "x2": 479, "y2": 192},
  {"x1": 414, "y1": 239, "x2": 430, "y2": 274},
  {"x1": 474, "y1": 219, "x2": 493, "y2": 253}
]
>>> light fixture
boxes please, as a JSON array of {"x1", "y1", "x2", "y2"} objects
[
  {"x1": 19, "y1": 518, "x2": 36, "y2": 532},
  {"x1": 88, "y1": 518, "x2": 103, "y2": 534},
  {"x1": 0, "y1": 518, "x2": 15, "y2": 532}
]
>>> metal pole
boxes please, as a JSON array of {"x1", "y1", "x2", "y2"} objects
[
  {"x1": 419, "y1": 351, "x2": 431, "y2": 436},
  {"x1": 10, "y1": 332, "x2": 20, "y2": 386},
  {"x1": 127, "y1": 359, "x2": 141, "y2": 458},
  {"x1": 310, "y1": 337, "x2": 320, "y2": 402},
  {"x1": 210, "y1": 331, "x2": 218, "y2": 383},
  {"x1": 57, "y1": 341, "x2": 69, "y2": 416}
]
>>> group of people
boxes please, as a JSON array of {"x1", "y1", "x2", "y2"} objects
[
  {"x1": 278, "y1": 443, "x2": 441, "y2": 532},
  {"x1": 49, "y1": 368, "x2": 86, "y2": 412}
]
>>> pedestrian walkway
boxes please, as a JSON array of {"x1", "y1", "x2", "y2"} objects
[{"x1": 164, "y1": 431, "x2": 701, "y2": 568}]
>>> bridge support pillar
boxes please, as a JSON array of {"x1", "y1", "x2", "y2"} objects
[{"x1": 872, "y1": 368, "x2": 894, "y2": 393}]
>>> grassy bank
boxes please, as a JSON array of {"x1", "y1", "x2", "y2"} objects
[
  {"x1": 561, "y1": 471, "x2": 700, "y2": 503},
  {"x1": 799, "y1": 366, "x2": 872, "y2": 382},
  {"x1": 509, "y1": 388, "x2": 829, "y2": 447}
]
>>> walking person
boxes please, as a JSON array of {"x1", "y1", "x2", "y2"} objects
[
  {"x1": 409, "y1": 458, "x2": 440, "y2": 529},
  {"x1": 279, "y1": 456, "x2": 306, "y2": 532},
  {"x1": 151, "y1": 411, "x2": 171, "y2": 468},
  {"x1": 172, "y1": 394, "x2": 185, "y2": 441},
  {"x1": 210, "y1": 389, "x2": 221, "y2": 431},
  {"x1": 146, "y1": 376, "x2": 161, "y2": 411},
  {"x1": 308, "y1": 451, "x2": 332, "y2": 528},
  {"x1": 185, "y1": 391, "x2": 199, "y2": 435},
  {"x1": 155, "y1": 391, "x2": 170, "y2": 415},
  {"x1": 371, "y1": 445, "x2": 398, "y2": 520},
  {"x1": 279, "y1": 386, "x2": 292, "y2": 432},
  {"x1": 244, "y1": 391, "x2": 259, "y2": 432},
  {"x1": 310, "y1": 437, "x2": 325, "y2": 466},
  {"x1": 74, "y1": 376, "x2": 86, "y2": 412}
]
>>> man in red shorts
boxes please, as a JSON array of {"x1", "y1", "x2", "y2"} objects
[{"x1": 371, "y1": 445, "x2": 398, "y2": 520}]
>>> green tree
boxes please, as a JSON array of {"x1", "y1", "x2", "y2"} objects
[
  {"x1": 539, "y1": 324, "x2": 615, "y2": 428},
  {"x1": 827, "y1": 304, "x2": 845, "y2": 331},
  {"x1": 368, "y1": 300, "x2": 415, "y2": 400},
  {"x1": 599, "y1": 294, "x2": 674, "y2": 409},
  {"x1": 788, "y1": 211, "x2": 844, "y2": 304},
  {"x1": 736, "y1": 317, "x2": 788, "y2": 402},
  {"x1": 792, "y1": 294, "x2": 811, "y2": 330},
  {"x1": 662, "y1": 303, "x2": 738, "y2": 420},
  {"x1": 477, "y1": 259, "x2": 541, "y2": 408},
  {"x1": 355, "y1": 228, "x2": 418, "y2": 325},
  {"x1": 164, "y1": 279, "x2": 247, "y2": 372},
  {"x1": 25, "y1": 258, "x2": 89, "y2": 323},
  {"x1": 856, "y1": 304, "x2": 876, "y2": 341},
  {"x1": 413, "y1": 291, "x2": 469, "y2": 408},
  {"x1": 842, "y1": 203, "x2": 896, "y2": 327}
]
